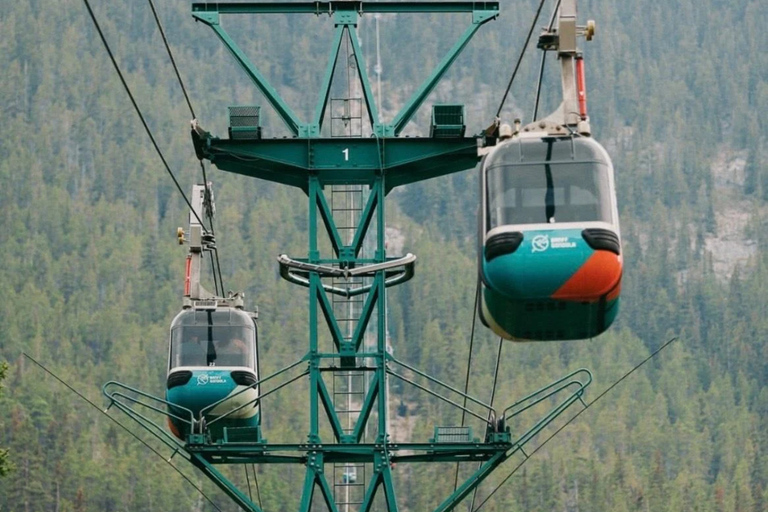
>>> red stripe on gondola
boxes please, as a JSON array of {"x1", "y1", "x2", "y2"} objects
[{"x1": 551, "y1": 251, "x2": 622, "y2": 301}]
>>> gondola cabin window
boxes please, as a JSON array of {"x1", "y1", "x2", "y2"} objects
[
  {"x1": 170, "y1": 325, "x2": 255, "y2": 369},
  {"x1": 487, "y1": 161, "x2": 613, "y2": 228}
]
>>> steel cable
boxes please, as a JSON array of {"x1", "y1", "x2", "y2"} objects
[
  {"x1": 22, "y1": 353, "x2": 223, "y2": 512},
  {"x1": 467, "y1": 337, "x2": 504, "y2": 511},
  {"x1": 146, "y1": 0, "x2": 196, "y2": 119},
  {"x1": 80, "y1": 0, "x2": 208, "y2": 231},
  {"x1": 253, "y1": 464, "x2": 264, "y2": 509},
  {"x1": 472, "y1": 337, "x2": 680, "y2": 511},
  {"x1": 452, "y1": 282, "x2": 481, "y2": 492},
  {"x1": 244, "y1": 465, "x2": 254, "y2": 504},
  {"x1": 495, "y1": 0, "x2": 549, "y2": 118},
  {"x1": 146, "y1": 0, "x2": 225, "y2": 295}
]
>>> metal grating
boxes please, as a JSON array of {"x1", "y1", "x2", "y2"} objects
[
  {"x1": 430, "y1": 104, "x2": 466, "y2": 138},
  {"x1": 223, "y1": 426, "x2": 262, "y2": 443},
  {"x1": 432, "y1": 426, "x2": 474, "y2": 443},
  {"x1": 228, "y1": 105, "x2": 262, "y2": 140}
]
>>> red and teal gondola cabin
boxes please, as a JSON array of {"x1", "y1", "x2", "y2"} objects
[{"x1": 479, "y1": 133, "x2": 622, "y2": 341}]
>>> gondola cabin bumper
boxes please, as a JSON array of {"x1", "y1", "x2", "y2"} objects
[
  {"x1": 480, "y1": 226, "x2": 621, "y2": 341},
  {"x1": 166, "y1": 368, "x2": 258, "y2": 441}
]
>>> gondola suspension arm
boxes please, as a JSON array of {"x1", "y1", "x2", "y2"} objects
[{"x1": 529, "y1": 0, "x2": 595, "y2": 135}]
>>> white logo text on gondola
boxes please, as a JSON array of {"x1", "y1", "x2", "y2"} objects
[
  {"x1": 197, "y1": 373, "x2": 226, "y2": 386},
  {"x1": 531, "y1": 235, "x2": 576, "y2": 252}
]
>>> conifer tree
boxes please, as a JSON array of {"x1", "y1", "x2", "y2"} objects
[{"x1": 0, "y1": 361, "x2": 11, "y2": 478}]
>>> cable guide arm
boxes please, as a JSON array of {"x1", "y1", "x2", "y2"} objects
[{"x1": 278, "y1": 253, "x2": 416, "y2": 297}]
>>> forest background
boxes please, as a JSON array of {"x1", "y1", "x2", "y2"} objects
[{"x1": 1, "y1": 0, "x2": 768, "y2": 511}]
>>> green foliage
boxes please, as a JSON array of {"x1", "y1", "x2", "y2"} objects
[
  {"x1": 0, "y1": 362, "x2": 11, "y2": 478},
  {"x1": 0, "y1": 0, "x2": 767, "y2": 510}
]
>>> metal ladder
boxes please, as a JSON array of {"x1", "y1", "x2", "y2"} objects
[
  {"x1": 329, "y1": 41, "x2": 373, "y2": 508},
  {"x1": 330, "y1": 183, "x2": 373, "y2": 512}
]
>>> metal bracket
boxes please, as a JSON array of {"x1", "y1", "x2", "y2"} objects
[
  {"x1": 473, "y1": 10, "x2": 499, "y2": 24},
  {"x1": 278, "y1": 253, "x2": 416, "y2": 297},
  {"x1": 192, "y1": 11, "x2": 219, "y2": 25}
]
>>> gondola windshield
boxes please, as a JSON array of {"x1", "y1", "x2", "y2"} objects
[
  {"x1": 170, "y1": 325, "x2": 255, "y2": 369},
  {"x1": 487, "y1": 161, "x2": 613, "y2": 228}
]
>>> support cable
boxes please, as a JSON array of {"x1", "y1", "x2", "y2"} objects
[
  {"x1": 531, "y1": 51, "x2": 547, "y2": 122},
  {"x1": 487, "y1": 339, "x2": 504, "y2": 420},
  {"x1": 199, "y1": 161, "x2": 225, "y2": 294},
  {"x1": 244, "y1": 465, "x2": 254, "y2": 504},
  {"x1": 22, "y1": 353, "x2": 223, "y2": 512},
  {"x1": 79, "y1": 0, "x2": 208, "y2": 231},
  {"x1": 472, "y1": 336, "x2": 680, "y2": 512},
  {"x1": 495, "y1": 0, "x2": 549, "y2": 118},
  {"x1": 452, "y1": 283, "x2": 481, "y2": 492},
  {"x1": 146, "y1": 0, "x2": 225, "y2": 295},
  {"x1": 253, "y1": 465, "x2": 264, "y2": 509},
  {"x1": 146, "y1": 0, "x2": 196, "y2": 119},
  {"x1": 467, "y1": 337, "x2": 503, "y2": 511}
]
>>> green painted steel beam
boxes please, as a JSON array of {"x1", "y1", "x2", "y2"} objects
[
  {"x1": 352, "y1": 380, "x2": 379, "y2": 443},
  {"x1": 298, "y1": 458, "x2": 340, "y2": 512},
  {"x1": 432, "y1": 452, "x2": 507, "y2": 512},
  {"x1": 198, "y1": 455, "x2": 308, "y2": 464},
  {"x1": 317, "y1": 375, "x2": 347, "y2": 441},
  {"x1": 347, "y1": 25, "x2": 380, "y2": 127},
  {"x1": 189, "y1": 442, "x2": 510, "y2": 453},
  {"x1": 390, "y1": 15, "x2": 495, "y2": 136},
  {"x1": 315, "y1": 471, "x2": 339, "y2": 512},
  {"x1": 187, "y1": 442, "x2": 511, "y2": 456},
  {"x1": 298, "y1": 468, "x2": 317, "y2": 512},
  {"x1": 315, "y1": 279, "x2": 345, "y2": 346},
  {"x1": 190, "y1": 453, "x2": 265, "y2": 512},
  {"x1": 360, "y1": 471, "x2": 384, "y2": 512},
  {"x1": 197, "y1": 452, "x2": 504, "y2": 465},
  {"x1": 313, "y1": 25, "x2": 345, "y2": 130},
  {"x1": 352, "y1": 286, "x2": 378, "y2": 351},
  {"x1": 381, "y1": 464, "x2": 399, "y2": 512},
  {"x1": 192, "y1": 16, "x2": 305, "y2": 136},
  {"x1": 315, "y1": 187, "x2": 344, "y2": 256},
  {"x1": 201, "y1": 136, "x2": 479, "y2": 192},
  {"x1": 192, "y1": 2, "x2": 500, "y2": 15},
  {"x1": 352, "y1": 183, "x2": 378, "y2": 256}
]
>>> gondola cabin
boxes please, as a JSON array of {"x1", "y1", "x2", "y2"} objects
[
  {"x1": 479, "y1": 133, "x2": 622, "y2": 341},
  {"x1": 166, "y1": 303, "x2": 259, "y2": 440}
]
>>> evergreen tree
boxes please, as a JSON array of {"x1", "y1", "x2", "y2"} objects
[{"x1": 0, "y1": 362, "x2": 11, "y2": 478}]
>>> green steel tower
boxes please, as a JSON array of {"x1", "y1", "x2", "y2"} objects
[{"x1": 104, "y1": 2, "x2": 594, "y2": 511}]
